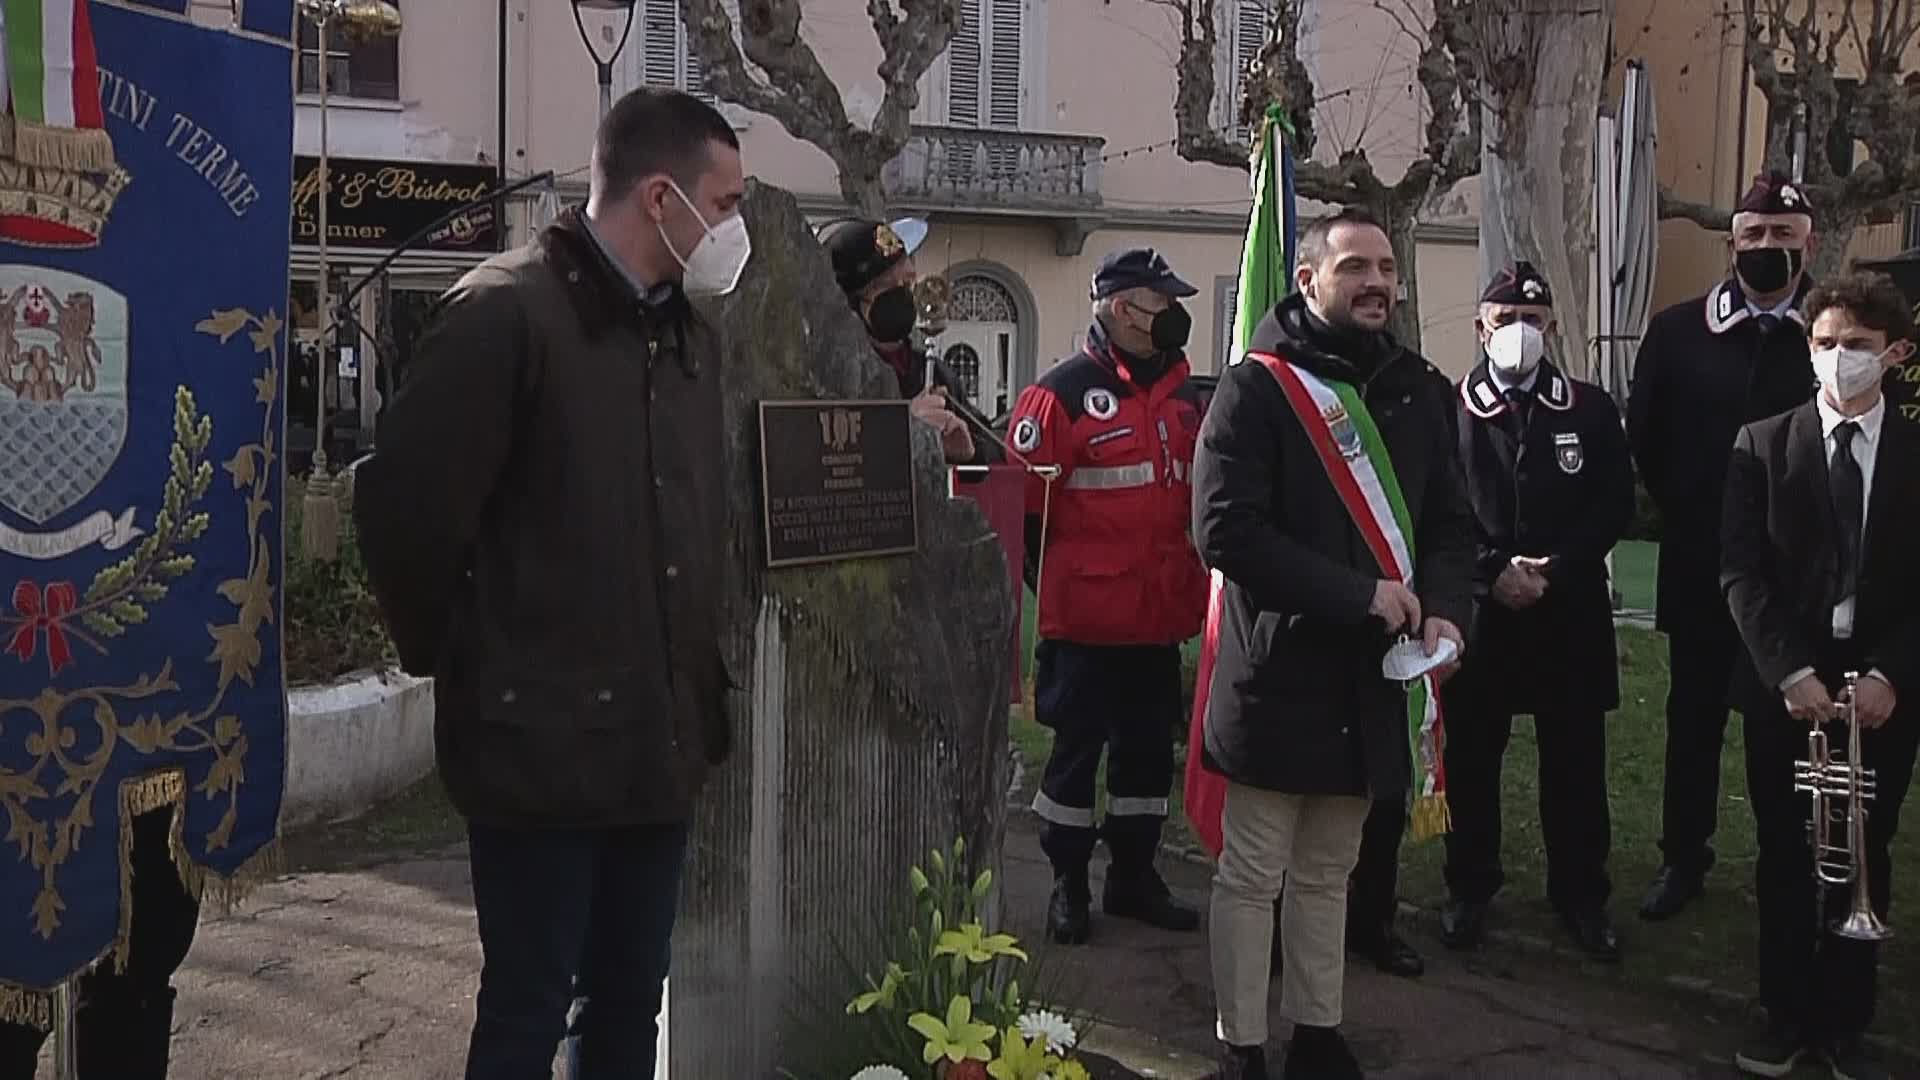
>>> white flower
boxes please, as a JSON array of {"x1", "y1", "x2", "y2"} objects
[
  {"x1": 1017, "y1": 1009, "x2": 1078, "y2": 1053},
  {"x1": 850, "y1": 1067, "x2": 909, "y2": 1080}
]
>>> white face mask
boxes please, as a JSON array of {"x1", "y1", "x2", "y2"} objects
[
  {"x1": 660, "y1": 180, "x2": 750, "y2": 297},
  {"x1": 1810, "y1": 344, "x2": 1889, "y2": 402},
  {"x1": 1485, "y1": 321, "x2": 1545, "y2": 376}
]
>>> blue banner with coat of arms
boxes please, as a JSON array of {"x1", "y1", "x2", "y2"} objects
[{"x1": 0, "y1": 0, "x2": 292, "y2": 1014}]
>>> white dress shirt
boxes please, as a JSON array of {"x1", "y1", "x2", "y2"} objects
[
  {"x1": 1489, "y1": 364, "x2": 1539, "y2": 397},
  {"x1": 1779, "y1": 394, "x2": 1890, "y2": 694}
]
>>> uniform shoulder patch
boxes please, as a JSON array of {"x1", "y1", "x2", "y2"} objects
[
  {"x1": 1083, "y1": 387, "x2": 1120, "y2": 421},
  {"x1": 1012, "y1": 416, "x2": 1042, "y2": 453}
]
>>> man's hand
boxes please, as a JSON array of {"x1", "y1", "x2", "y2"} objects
[
  {"x1": 1783, "y1": 672, "x2": 1836, "y2": 725},
  {"x1": 1492, "y1": 562, "x2": 1549, "y2": 610},
  {"x1": 910, "y1": 387, "x2": 975, "y2": 463},
  {"x1": 1855, "y1": 674, "x2": 1897, "y2": 731},
  {"x1": 1423, "y1": 616, "x2": 1465, "y2": 685},
  {"x1": 1370, "y1": 580, "x2": 1422, "y2": 634}
]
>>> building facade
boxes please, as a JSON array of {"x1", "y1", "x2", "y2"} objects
[
  {"x1": 1615, "y1": 0, "x2": 1916, "y2": 312},
  {"x1": 204, "y1": 0, "x2": 1510, "y2": 460}
]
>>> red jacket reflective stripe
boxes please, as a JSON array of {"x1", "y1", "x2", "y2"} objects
[{"x1": 1008, "y1": 340, "x2": 1209, "y2": 646}]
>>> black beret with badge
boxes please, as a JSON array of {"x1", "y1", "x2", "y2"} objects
[
  {"x1": 1737, "y1": 170, "x2": 1812, "y2": 217},
  {"x1": 1480, "y1": 260, "x2": 1553, "y2": 307}
]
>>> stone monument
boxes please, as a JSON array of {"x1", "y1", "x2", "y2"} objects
[{"x1": 666, "y1": 180, "x2": 1016, "y2": 1077}]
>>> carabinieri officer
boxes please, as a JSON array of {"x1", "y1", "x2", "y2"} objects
[{"x1": 1439, "y1": 262, "x2": 1635, "y2": 961}]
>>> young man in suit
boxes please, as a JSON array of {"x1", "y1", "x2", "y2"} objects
[{"x1": 1722, "y1": 272, "x2": 1919, "y2": 1080}]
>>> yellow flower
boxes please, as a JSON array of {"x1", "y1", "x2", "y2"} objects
[
  {"x1": 907, "y1": 996, "x2": 996, "y2": 1065},
  {"x1": 986, "y1": 1027, "x2": 1054, "y2": 1080},
  {"x1": 935, "y1": 923, "x2": 1029, "y2": 965},
  {"x1": 1054, "y1": 1060, "x2": 1091, "y2": 1080}
]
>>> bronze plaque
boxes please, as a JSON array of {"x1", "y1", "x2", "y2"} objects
[{"x1": 759, "y1": 399, "x2": 920, "y2": 568}]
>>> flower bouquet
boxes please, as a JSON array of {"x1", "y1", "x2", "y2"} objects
[{"x1": 791, "y1": 836, "x2": 1094, "y2": 1080}]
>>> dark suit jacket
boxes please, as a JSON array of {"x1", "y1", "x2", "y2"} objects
[{"x1": 1721, "y1": 397, "x2": 1920, "y2": 709}]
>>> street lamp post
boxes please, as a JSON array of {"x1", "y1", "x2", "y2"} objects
[
  {"x1": 572, "y1": 0, "x2": 639, "y2": 120},
  {"x1": 294, "y1": 0, "x2": 401, "y2": 560}
]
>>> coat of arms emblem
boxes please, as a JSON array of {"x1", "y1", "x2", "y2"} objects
[
  {"x1": 1325, "y1": 401, "x2": 1363, "y2": 460},
  {"x1": 0, "y1": 270, "x2": 130, "y2": 526},
  {"x1": 1554, "y1": 430, "x2": 1585, "y2": 474}
]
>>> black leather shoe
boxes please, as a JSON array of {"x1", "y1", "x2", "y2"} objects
[
  {"x1": 1048, "y1": 874, "x2": 1091, "y2": 945},
  {"x1": 1558, "y1": 905, "x2": 1621, "y2": 962},
  {"x1": 1284, "y1": 1025, "x2": 1362, "y2": 1080},
  {"x1": 1103, "y1": 868, "x2": 1201, "y2": 932},
  {"x1": 1209, "y1": 1042, "x2": 1270, "y2": 1080},
  {"x1": 1439, "y1": 898, "x2": 1490, "y2": 950},
  {"x1": 1349, "y1": 926, "x2": 1423, "y2": 977},
  {"x1": 1637, "y1": 865, "x2": 1703, "y2": 921}
]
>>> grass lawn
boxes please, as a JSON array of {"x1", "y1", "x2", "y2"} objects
[
  {"x1": 1610, "y1": 539, "x2": 1657, "y2": 613},
  {"x1": 1009, "y1": 624, "x2": 1920, "y2": 1035}
]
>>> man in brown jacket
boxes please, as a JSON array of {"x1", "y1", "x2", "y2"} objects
[{"x1": 352, "y1": 88, "x2": 742, "y2": 1079}]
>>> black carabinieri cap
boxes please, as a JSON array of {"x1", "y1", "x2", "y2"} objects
[
  {"x1": 1090, "y1": 247, "x2": 1198, "y2": 300},
  {"x1": 1480, "y1": 260, "x2": 1553, "y2": 307}
]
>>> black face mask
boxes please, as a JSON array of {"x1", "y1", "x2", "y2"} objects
[
  {"x1": 1735, "y1": 246, "x2": 1803, "y2": 294},
  {"x1": 1147, "y1": 302, "x2": 1193, "y2": 353},
  {"x1": 865, "y1": 285, "x2": 917, "y2": 344}
]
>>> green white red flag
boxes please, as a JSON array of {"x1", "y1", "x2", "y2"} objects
[{"x1": 0, "y1": 0, "x2": 116, "y2": 173}]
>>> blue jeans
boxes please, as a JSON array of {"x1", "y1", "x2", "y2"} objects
[{"x1": 463, "y1": 820, "x2": 689, "y2": 1080}]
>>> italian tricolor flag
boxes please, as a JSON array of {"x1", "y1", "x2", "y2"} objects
[
  {"x1": 1182, "y1": 105, "x2": 1450, "y2": 857},
  {"x1": 0, "y1": 0, "x2": 116, "y2": 174}
]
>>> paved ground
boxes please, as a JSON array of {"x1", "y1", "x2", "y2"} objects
[{"x1": 33, "y1": 818, "x2": 1787, "y2": 1079}]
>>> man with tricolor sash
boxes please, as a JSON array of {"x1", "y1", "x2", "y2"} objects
[{"x1": 1192, "y1": 202, "x2": 1474, "y2": 1079}]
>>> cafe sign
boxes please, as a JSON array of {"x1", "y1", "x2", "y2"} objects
[{"x1": 291, "y1": 155, "x2": 499, "y2": 252}]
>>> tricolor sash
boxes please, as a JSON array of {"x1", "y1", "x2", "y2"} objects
[{"x1": 1184, "y1": 352, "x2": 1450, "y2": 854}]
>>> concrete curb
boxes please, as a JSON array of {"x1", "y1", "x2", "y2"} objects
[{"x1": 283, "y1": 669, "x2": 434, "y2": 829}]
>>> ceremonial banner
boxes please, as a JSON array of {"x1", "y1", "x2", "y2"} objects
[
  {"x1": 950, "y1": 464, "x2": 1028, "y2": 703},
  {"x1": 0, "y1": 0, "x2": 293, "y2": 1017},
  {"x1": 1183, "y1": 106, "x2": 1297, "y2": 859}
]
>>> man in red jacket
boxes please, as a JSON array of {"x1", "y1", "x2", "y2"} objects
[{"x1": 1008, "y1": 247, "x2": 1211, "y2": 944}]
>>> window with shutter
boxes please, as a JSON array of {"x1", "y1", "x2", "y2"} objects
[
  {"x1": 1230, "y1": 1, "x2": 1267, "y2": 143},
  {"x1": 633, "y1": 0, "x2": 714, "y2": 101},
  {"x1": 986, "y1": 0, "x2": 1022, "y2": 130},
  {"x1": 947, "y1": 0, "x2": 983, "y2": 128}
]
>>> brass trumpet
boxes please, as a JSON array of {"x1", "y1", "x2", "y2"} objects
[{"x1": 1792, "y1": 671, "x2": 1892, "y2": 942}]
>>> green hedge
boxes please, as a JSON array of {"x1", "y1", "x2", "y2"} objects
[{"x1": 284, "y1": 494, "x2": 396, "y2": 686}]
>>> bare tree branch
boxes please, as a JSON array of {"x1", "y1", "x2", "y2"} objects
[
  {"x1": 679, "y1": 0, "x2": 961, "y2": 213},
  {"x1": 1162, "y1": 0, "x2": 1480, "y2": 349},
  {"x1": 1658, "y1": 185, "x2": 1735, "y2": 231}
]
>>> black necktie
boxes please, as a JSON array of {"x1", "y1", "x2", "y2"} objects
[
  {"x1": 1754, "y1": 312, "x2": 1780, "y2": 339},
  {"x1": 1503, "y1": 387, "x2": 1531, "y2": 433},
  {"x1": 1830, "y1": 421, "x2": 1864, "y2": 603}
]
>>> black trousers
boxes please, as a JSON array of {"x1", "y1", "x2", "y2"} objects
[
  {"x1": 1032, "y1": 641, "x2": 1182, "y2": 878},
  {"x1": 1346, "y1": 797, "x2": 1407, "y2": 934},
  {"x1": 464, "y1": 820, "x2": 688, "y2": 1080},
  {"x1": 0, "y1": 808, "x2": 202, "y2": 1080},
  {"x1": 1744, "y1": 662, "x2": 1917, "y2": 1041},
  {"x1": 1659, "y1": 616, "x2": 1742, "y2": 875},
  {"x1": 1441, "y1": 694, "x2": 1612, "y2": 911}
]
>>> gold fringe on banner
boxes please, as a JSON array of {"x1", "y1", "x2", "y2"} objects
[
  {"x1": 1409, "y1": 792, "x2": 1452, "y2": 843},
  {"x1": 0, "y1": 983, "x2": 52, "y2": 1031},
  {"x1": 10, "y1": 120, "x2": 117, "y2": 174}
]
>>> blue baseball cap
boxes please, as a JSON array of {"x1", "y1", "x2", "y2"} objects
[{"x1": 1091, "y1": 247, "x2": 1198, "y2": 300}]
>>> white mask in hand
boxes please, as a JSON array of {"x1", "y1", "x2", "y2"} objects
[
  {"x1": 1485, "y1": 321, "x2": 1545, "y2": 377},
  {"x1": 1810, "y1": 345, "x2": 1889, "y2": 402},
  {"x1": 661, "y1": 179, "x2": 751, "y2": 297}
]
